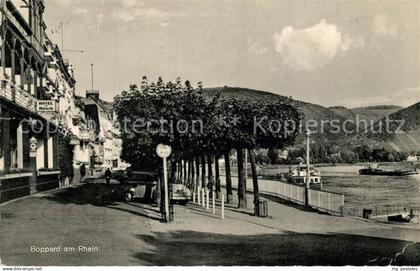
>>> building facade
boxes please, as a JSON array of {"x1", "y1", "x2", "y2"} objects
[
  {"x1": 0, "y1": 0, "x2": 58, "y2": 172},
  {"x1": 0, "y1": 1, "x2": 128, "y2": 203},
  {"x1": 0, "y1": 0, "x2": 97, "y2": 202},
  {"x1": 81, "y1": 90, "x2": 129, "y2": 176}
]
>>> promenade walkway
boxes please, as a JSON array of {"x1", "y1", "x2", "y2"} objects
[{"x1": 1, "y1": 182, "x2": 419, "y2": 265}]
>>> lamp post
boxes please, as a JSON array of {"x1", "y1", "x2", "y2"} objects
[
  {"x1": 305, "y1": 130, "x2": 311, "y2": 208},
  {"x1": 91, "y1": 63, "x2": 94, "y2": 91}
]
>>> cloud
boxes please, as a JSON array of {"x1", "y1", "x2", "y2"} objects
[
  {"x1": 112, "y1": 7, "x2": 178, "y2": 25},
  {"x1": 247, "y1": 38, "x2": 268, "y2": 56},
  {"x1": 373, "y1": 15, "x2": 399, "y2": 39},
  {"x1": 273, "y1": 19, "x2": 364, "y2": 72}
]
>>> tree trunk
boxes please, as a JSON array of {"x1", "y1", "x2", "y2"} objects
[
  {"x1": 248, "y1": 148, "x2": 260, "y2": 216},
  {"x1": 237, "y1": 148, "x2": 247, "y2": 208},
  {"x1": 215, "y1": 154, "x2": 221, "y2": 198},
  {"x1": 178, "y1": 162, "x2": 182, "y2": 182},
  {"x1": 170, "y1": 160, "x2": 176, "y2": 183},
  {"x1": 224, "y1": 150, "x2": 233, "y2": 204},
  {"x1": 207, "y1": 155, "x2": 214, "y2": 192},
  {"x1": 201, "y1": 155, "x2": 206, "y2": 189},
  {"x1": 189, "y1": 159, "x2": 194, "y2": 189},
  {"x1": 183, "y1": 160, "x2": 187, "y2": 184}
]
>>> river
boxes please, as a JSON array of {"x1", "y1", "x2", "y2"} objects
[{"x1": 320, "y1": 165, "x2": 420, "y2": 209}]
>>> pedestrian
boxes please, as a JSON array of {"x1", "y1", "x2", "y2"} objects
[
  {"x1": 105, "y1": 168, "x2": 112, "y2": 185},
  {"x1": 80, "y1": 164, "x2": 86, "y2": 182}
]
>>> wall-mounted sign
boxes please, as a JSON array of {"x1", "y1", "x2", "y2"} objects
[
  {"x1": 37, "y1": 100, "x2": 56, "y2": 112},
  {"x1": 30, "y1": 137, "x2": 37, "y2": 158}
]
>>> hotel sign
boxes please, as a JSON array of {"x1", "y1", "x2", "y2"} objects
[{"x1": 37, "y1": 100, "x2": 56, "y2": 112}]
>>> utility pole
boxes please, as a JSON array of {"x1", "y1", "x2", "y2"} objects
[
  {"x1": 91, "y1": 63, "x2": 94, "y2": 91},
  {"x1": 60, "y1": 22, "x2": 64, "y2": 49},
  {"x1": 305, "y1": 130, "x2": 311, "y2": 208}
]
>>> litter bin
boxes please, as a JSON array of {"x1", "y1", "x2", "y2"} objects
[
  {"x1": 363, "y1": 208, "x2": 372, "y2": 219},
  {"x1": 258, "y1": 200, "x2": 268, "y2": 217},
  {"x1": 169, "y1": 203, "x2": 174, "y2": 222}
]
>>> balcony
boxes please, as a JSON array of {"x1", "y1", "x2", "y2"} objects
[
  {"x1": 38, "y1": 111, "x2": 58, "y2": 125},
  {"x1": 0, "y1": 78, "x2": 59, "y2": 126},
  {"x1": 0, "y1": 79, "x2": 37, "y2": 113}
]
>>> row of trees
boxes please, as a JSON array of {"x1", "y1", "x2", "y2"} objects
[
  {"x1": 287, "y1": 143, "x2": 408, "y2": 164},
  {"x1": 114, "y1": 77, "x2": 302, "y2": 215}
]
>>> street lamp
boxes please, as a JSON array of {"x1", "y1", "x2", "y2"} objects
[{"x1": 305, "y1": 129, "x2": 311, "y2": 208}]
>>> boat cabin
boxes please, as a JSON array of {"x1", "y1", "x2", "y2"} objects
[{"x1": 288, "y1": 165, "x2": 321, "y2": 185}]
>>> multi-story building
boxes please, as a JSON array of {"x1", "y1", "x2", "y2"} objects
[
  {"x1": 0, "y1": 0, "x2": 97, "y2": 202},
  {"x1": 0, "y1": 0, "x2": 58, "y2": 172},
  {"x1": 81, "y1": 90, "x2": 129, "y2": 175}
]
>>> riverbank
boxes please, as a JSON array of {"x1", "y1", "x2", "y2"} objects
[
  {"x1": 1, "y1": 183, "x2": 420, "y2": 265},
  {"x1": 134, "y1": 188, "x2": 420, "y2": 265}
]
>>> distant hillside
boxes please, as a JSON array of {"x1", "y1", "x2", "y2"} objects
[
  {"x1": 329, "y1": 105, "x2": 401, "y2": 124},
  {"x1": 203, "y1": 87, "x2": 420, "y2": 153},
  {"x1": 203, "y1": 87, "x2": 355, "y2": 144},
  {"x1": 370, "y1": 102, "x2": 420, "y2": 152}
]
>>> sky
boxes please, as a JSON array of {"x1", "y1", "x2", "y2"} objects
[{"x1": 44, "y1": 0, "x2": 419, "y2": 108}]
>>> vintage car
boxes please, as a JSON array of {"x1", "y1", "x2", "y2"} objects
[
  {"x1": 119, "y1": 171, "x2": 159, "y2": 202},
  {"x1": 170, "y1": 183, "x2": 191, "y2": 205}
]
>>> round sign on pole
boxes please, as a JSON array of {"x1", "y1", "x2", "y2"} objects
[{"x1": 156, "y1": 144, "x2": 172, "y2": 158}]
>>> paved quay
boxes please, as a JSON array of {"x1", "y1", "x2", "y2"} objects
[{"x1": 1, "y1": 182, "x2": 419, "y2": 266}]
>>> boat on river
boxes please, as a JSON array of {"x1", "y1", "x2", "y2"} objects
[
  {"x1": 359, "y1": 164, "x2": 419, "y2": 176},
  {"x1": 388, "y1": 211, "x2": 414, "y2": 222},
  {"x1": 287, "y1": 165, "x2": 322, "y2": 189}
]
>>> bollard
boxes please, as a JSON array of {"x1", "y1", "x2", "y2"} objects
[
  {"x1": 221, "y1": 194, "x2": 225, "y2": 219},
  {"x1": 206, "y1": 190, "x2": 210, "y2": 210},
  {"x1": 212, "y1": 191, "x2": 216, "y2": 214}
]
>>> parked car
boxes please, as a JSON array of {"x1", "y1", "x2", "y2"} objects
[
  {"x1": 111, "y1": 169, "x2": 126, "y2": 180},
  {"x1": 119, "y1": 171, "x2": 159, "y2": 202},
  {"x1": 170, "y1": 183, "x2": 191, "y2": 205}
]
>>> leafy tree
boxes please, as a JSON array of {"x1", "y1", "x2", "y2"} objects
[{"x1": 267, "y1": 148, "x2": 279, "y2": 165}]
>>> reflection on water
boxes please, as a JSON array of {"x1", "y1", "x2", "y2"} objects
[{"x1": 321, "y1": 165, "x2": 420, "y2": 209}]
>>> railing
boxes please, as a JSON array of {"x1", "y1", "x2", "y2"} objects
[
  {"x1": 0, "y1": 78, "x2": 59, "y2": 125},
  {"x1": 346, "y1": 204, "x2": 420, "y2": 224},
  {"x1": 0, "y1": 79, "x2": 37, "y2": 113},
  {"x1": 218, "y1": 171, "x2": 344, "y2": 216},
  {"x1": 39, "y1": 111, "x2": 59, "y2": 125},
  {"x1": 308, "y1": 189, "x2": 345, "y2": 216},
  {"x1": 258, "y1": 180, "x2": 306, "y2": 205}
]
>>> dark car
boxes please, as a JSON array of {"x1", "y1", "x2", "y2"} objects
[
  {"x1": 170, "y1": 183, "x2": 191, "y2": 205},
  {"x1": 118, "y1": 171, "x2": 159, "y2": 202}
]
